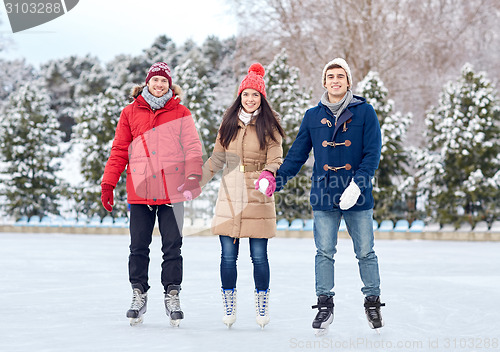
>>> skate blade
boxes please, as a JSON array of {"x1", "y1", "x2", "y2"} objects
[
  {"x1": 129, "y1": 316, "x2": 144, "y2": 326},
  {"x1": 223, "y1": 316, "x2": 236, "y2": 329},
  {"x1": 257, "y1": 321, "x2": 269, "y2": 329},
  {"x1": 170, "y1": 319, "x2": 181, "y2": 327},
  {"x1": 368, "y1": 319, "x2": 384, "y2": 331},
  {"x1": 314, "y1": 326, "x2": 329, "y2": 337}
]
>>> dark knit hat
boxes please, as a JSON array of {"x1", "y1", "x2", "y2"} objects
[
  {"x1": 145, "y1": 62, "x2": 172, "y2": 87},
  {"x1": 238, "y1": 63, "x2": 266, "y2": 98}
]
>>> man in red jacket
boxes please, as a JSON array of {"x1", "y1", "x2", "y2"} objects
[{"x1": 101, "y1": 62, "x2": 203, "y2": 327}]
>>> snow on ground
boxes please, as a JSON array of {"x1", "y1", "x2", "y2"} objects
[{"x1": 1, "y1": 232, "x2": 499, "y2": 352}]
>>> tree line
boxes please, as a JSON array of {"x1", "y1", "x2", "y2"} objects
[{"x1": 0, "y1": 33, "x2": 499, "y2": 228}]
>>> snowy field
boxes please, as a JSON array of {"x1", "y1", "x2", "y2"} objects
[{"x1": 1, "y1": 232, "x2": 499, "y2": 352}]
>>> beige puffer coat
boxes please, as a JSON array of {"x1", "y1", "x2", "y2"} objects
[{"x1": 201, "y1": 118, "x2": 283, "y2": 238}]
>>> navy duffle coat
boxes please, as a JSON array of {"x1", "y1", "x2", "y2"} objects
[{"x1": 276, "y1": 95, "x2": 382, "y2": 211}]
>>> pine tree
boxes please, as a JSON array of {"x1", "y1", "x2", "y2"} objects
[
  {"x1": 202, "y1": 36, "x2": 238, "y2": 114},
  {"x1": 106, "y1": 53, "x2": 150, "y2": 98},
  {"x1": 265, "y1": 49, "x2": 313, "y2": 221},
  {"x1": 418, "y1": 63, "x2": 500, "y2": 226},
  {"x1": 0, "y1": 78, "x2": 65, "y2": 220},
  {"x1": 356, "y1": 71, "x2": 412, "y2": 221},
  {"x1": 72, "y1": 87, "x2": 128, "y2": 219},
  {"x1": 173, "y1": 57, "x2": 222, "y2": 221},
  {"x1": 144, "y1": 35, "x2": 180, "y2": 68},
  {"x1": 0, "y1": 59, "x2": 35, "y2": 101},
  {"x1": 174, "y1": 58, "x2": 218, "y2": 157}
]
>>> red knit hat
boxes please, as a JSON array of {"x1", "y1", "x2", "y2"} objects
[
  {"x1": 238, "y1": 63, "x2": 266, "y2": 98},
  {"x1": 145, "y1": 62, "x2": 172, "y2": 87}
]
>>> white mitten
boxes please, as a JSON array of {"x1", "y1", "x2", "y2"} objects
[
  {"x1": 254, "y1": 178, "x2": 269, "y2": 195},
  {"x1": 339, "y1": 179, "x2": 361, "y2": 210}
]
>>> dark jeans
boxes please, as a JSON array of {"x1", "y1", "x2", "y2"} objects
[
  {"x1": 128, "y1": 204, "x2": 184, "y2": 293},
  {"x1": 219, "y1": 235, "x2": 270, "y2": 291}
]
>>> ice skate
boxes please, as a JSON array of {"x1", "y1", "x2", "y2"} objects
[
  {"x1": 164, "y1": 285, "x2": 184, "y2": 327},
  {"x1": 221, "y1": 288, "x2": 237, "y2": 328},
  {"x1": 126, "y1": 288, "x2": 147, "y2": 326},
  {"x1": 255, "y1": 289, "x2": 270, "y2": 329},
  {"x1": 311, "y1": 295, "x2": 334, "y2": 336},
  {"x1": 364, "y1": 296, "x2": 385, "y2": 332}
]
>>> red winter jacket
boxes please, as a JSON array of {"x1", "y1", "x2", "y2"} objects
[{"x1": 101, "y1": 89, "x2": 203, "y2": 205}]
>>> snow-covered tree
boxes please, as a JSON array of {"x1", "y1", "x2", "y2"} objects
[
  {"x1": 42, "y1": 55, "x2": 105, "y2": 141},
  {"x1": 144, "y1": 35, "x2": 180, "y2": 68},
  {"x1": 265, "y1": 49, "x2": 314, "y2": 220},
  {"x1": 72, "y1": 87, "x2": 128, "y2": 219},
  {"x1": 417, "y1": 63, "x2": 500, "y2": 226},
  {"x1": 202, "y1": 36, "x2": 238, "y2": 113},
  {"x1": 266, "y1": 49, "x2": 313, "y2": 156},
  {"x1": 106, "y1": 53, "x2": 150, "y2": 98},
  {"x1": 0, "y1": 59, "x2": 35, "y2": 101},
  {"x1": 173, "y1": 57, "x2": 222, "y2": 221},
  {"x1": 174, "y1": 58, "x2": 219, "y2": 157},
  {"x1": 356, "y1": 71, "x2": 412, "y2": 221},
  {"x1": 0, "y1": 79, "x2": 65, "y2": 219},
  {"x1": 107, "y1": 35, "x2": 181, "y2": 98}
]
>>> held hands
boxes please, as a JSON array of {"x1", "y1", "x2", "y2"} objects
[
  {"x1": 254, "y1": 170, "x2": 276, "y2": 197},
  {"x1": 177, "y1": 176, "x2": 201, "y2": 201},
  {"x1": 339, "y1": 179, "x2": 361, "y2": 210},
  {"x1": 101, "y1": 184, "x2": 114, "y2": 212}
]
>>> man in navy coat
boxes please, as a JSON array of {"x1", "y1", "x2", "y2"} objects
[{"x1": 275, "y1": 58, "x2": 385, "y2": 333}]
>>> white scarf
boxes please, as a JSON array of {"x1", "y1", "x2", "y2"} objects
[{"x1": 238, "y1": 108, "x2": 260, "y2": 125}]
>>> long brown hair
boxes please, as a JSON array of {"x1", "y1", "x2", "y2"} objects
[{"x1": 218, "y1": 94, "x2": 285, "y2": 150}]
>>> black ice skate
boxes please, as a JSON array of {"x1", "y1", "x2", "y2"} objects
[
  {"x1": 311, "y1": 295, "x2": 334, "y2": 336},
  {"x1": 126, "y1": 288, "x2": 147, "y2": 326},
  {"x1": 364, "y1": 296, "x2": 385, "y2": 332},
  {"x1": 164, "y1": 285, "x2": 184, "y2": 327}
]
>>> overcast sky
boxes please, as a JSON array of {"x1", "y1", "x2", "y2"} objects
[{"x1": 0, "y1": 0, "x2": 237, "y2": 67}]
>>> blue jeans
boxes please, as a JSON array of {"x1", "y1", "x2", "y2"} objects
[
  {"x1": 219, "y1": 235, "x2": 270, "y2": 291},
  {"x1": 313, "y1": 209, "x2": 381, "y2": 297}
]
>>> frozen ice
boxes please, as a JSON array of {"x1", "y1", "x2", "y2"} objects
[{"x1": 1, "y1": 232, "x2": 499, "y2": 351}]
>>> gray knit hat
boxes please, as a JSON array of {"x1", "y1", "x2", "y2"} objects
[{"x1": 322, "y1": 58, "x2": 352, "y2": 88}]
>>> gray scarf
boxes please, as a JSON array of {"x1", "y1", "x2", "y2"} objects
[
  {"x1": 141, "y1": 86, "x2": 173, "y2": 110},
  {"x1": 321, "y1": 90, "x2": 353, "y2": 124}
]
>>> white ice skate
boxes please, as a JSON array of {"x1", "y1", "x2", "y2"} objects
[
  {"x1": 255, "y1": 289, "x2": 270, "y2": 329},
  {"x1": 221, "y1": 288, "x2": 237, "y2": 328}
]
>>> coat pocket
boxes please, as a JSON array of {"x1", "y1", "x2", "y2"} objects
[
  {"x1": 161, "y1": 162, "x2": 185, "y2": 198},
  {"x1": 129, "y1": 161, "x2": 149, "y2": 199}
]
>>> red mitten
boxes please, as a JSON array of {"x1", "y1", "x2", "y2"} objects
[
  {"x1": 177, "y1": 176, "x2": 201, "y2": 201},
  {"x1": 177, "y1": 177, "x2": 200, "y2": 192},
  {"x1": 101, "y1": 184, "x2": 114, "y2": 212}
]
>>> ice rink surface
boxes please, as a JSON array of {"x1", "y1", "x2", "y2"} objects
[{"x1": 1, "y1": 232, "x2": 499, "y2": 352}]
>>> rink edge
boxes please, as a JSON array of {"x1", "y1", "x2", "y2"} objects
[{"x1": 0, "y1": 225, "x2": 499, "y2": 241}]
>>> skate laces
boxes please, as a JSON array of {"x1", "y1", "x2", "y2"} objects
[
  {"x1": 130, "y1": 289, "x2": 146, "y2": 311},
  {"x1": 166, "y1": 292, "x2": 181, "y2": 312},
  {"x1": 222, "y1": 289, "x2": 236, "y2": 315},
  {"x1": 255, "y1": 290, "x2": 269, "y2": 317},
  {"x1": 364, "y1": 299, "x2": 385, "y2": 320}
]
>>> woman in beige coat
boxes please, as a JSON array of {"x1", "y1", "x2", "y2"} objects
[{"x1": 201, "y1": 63, "x2": 284, "y2": 329}]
